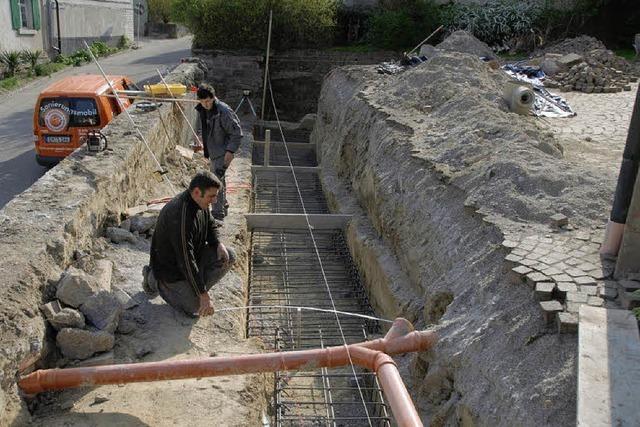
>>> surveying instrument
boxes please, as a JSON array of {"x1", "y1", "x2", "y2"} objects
[{"x1": 235, "y1": 89, "x2": 257, "y2": 117}]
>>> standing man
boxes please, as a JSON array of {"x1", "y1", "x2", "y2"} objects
[
  {"x1": 195, "y1": 83, "x2": 243, "y2": 221},
  {"x1": 142, "y1": 171, "x2": 236, "y2": 317}
]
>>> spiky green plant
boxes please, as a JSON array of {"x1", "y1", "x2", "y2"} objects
[
  {"x1": 21, "y1": 49, "x2": 42, "y2": 74},
  {"x1": 0, "y1": 51, "x2": 22, "y2": 77}
]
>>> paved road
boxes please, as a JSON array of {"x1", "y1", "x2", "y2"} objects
[{"x1": 0, "y1": 37, "x2": 192, "y2": 209}]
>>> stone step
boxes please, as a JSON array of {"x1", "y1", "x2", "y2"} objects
[{"x1": 578, "y1": 306, "x2": 640, "y2": 427}]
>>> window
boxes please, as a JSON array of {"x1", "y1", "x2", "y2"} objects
[
  {"x1": 10, "y1": 0, "x2": 40, "y2": 31},
  {"x1": 39, "y1": 98, "x2": 101, "y2": 129},
  {"x1": 19, "y1": 0, "x2": 34, "y2": 29}
]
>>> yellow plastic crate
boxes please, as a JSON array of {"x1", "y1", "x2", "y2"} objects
[{"x1": 143, "y1": 83, "x2": 187, "y2": 96}]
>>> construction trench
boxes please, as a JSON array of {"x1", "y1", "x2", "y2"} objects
[
  {"x1": 3, "y1": 31, "x2": 640, "y2": 426},
  {"x1": 248, "y1": 130, "x2": 393, "y2": 425}
]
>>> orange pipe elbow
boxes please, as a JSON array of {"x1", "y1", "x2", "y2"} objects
[{"x1": 18, "y1": 318, "x2": 436, "y2": 427}]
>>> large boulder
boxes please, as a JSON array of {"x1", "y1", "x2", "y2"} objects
[
  {"x1": 80, "y1": 291, "x2": 122, "y2": 333},
  {"x1": 56, "y1": 328, "x2": 115, "y2": 360},
  {"x1": 130, "y1": 214, "x2": 158, "y2": 234},
  {"x1": 40, "y1": 301, "x2": 85, "y2": 330},
  {"x1": 106, "y1": 227, "x2": 136, "y2": 244},
  {"x1": 56, "y1": 267, "x2": 106, "y2": 308},
  {"x1": 93, "y1": 259, "x2": 113, "y2": 290},
  {"x1": 419, "y1": 44, "x2": 438, "y2": 59},
  {"x1": 436, "y1": 30, "x2": 496, "y2": 59},
  {"x1": 557, "y1": 53, "x2": 583, "y2": 68}
]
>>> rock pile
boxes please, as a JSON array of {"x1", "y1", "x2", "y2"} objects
[
  {"x1": 543, "y1": 35, "x2": 607, "y2": 56},
  {"x1": 107, "y1": 209, "x2": 160, "y2": 244},
  {"x1": 543, "y1": 49, "x2": 637, "y2": 93},
  {"x1": 435, "y1": 30, "x2": 497, "y2": 60},
  {"x1": 40, "y1": 259, "x2": 138, "y2": 362}
]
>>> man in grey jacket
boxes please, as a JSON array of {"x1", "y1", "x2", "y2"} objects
[{"x1": 195, "y1": 83, "x2": 243, "y2": 220}]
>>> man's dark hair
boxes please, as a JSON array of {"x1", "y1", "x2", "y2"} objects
[
  {"x1": 189, "y1": 171, "x2": 222, "y2": 194},
  {"x1": 196, "y1": 83, "x2": 215, "y2": 100}
]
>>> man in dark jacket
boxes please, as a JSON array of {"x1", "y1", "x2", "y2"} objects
[
  {"x1": 142, "y1": 171, "x2": 236, "y2": 317},
  {"x1": 195, "y1": 83, "x2": 243, "y2": 221}
]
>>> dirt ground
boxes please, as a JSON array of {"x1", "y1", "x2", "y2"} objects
[
  {"x1": 26, "y1": 131, "x2": 272, "y2": 426},
  {"x1": 539, "y1": 83, "x2": 638, "y2": 178}
]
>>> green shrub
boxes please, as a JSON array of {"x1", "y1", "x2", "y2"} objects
[
  {"x1": 21, "y1": 49, "x2": 42, "y2": 74},
  {"x1": 0, "y1": 76, "x2": 20, "y2": 90},
  {"x1": 366, "y1": 0, "x2": 442, "y2": 50},
  {"x1": 118, "y1": 35, "x2": 132, "y2": 49},
  {"x1": 441, "y1": 0, "x2": 542, "y2": 50},
  {"x1": 148, "y1": 0, "x2": 174, "y2": 23},
  {"x1": 173, "y1": 0, "x2": 338, "y2": 50},
  {"x1": 90, "y1": 41, "x2": 110, "y2": 56},
  {"x1": 35, "y1": 61, "x2": 66, "y2": 76},
  {"x1": 0, "y1": 51, "x2": 23, "y2": 77}
]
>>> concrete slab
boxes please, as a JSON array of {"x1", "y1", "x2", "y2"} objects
[{"x1": 578, "y1": 306, "x2": 640, "y2": 427}]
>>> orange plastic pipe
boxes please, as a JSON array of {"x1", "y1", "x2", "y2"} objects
[{"x1": 19, "y1": 318, "x2": 435, "y2": 426}]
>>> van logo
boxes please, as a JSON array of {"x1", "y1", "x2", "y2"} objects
[{"x1": 44, "y1": 108, "x2": 69, "y2": 132}]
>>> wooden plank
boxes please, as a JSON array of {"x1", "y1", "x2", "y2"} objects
[
  {"x1": 245, "y1": 214, "x2": 351, "y2": 230},
  {"x1": 251, "y1": 165, "x2": 320, "y2": 174},
  {"x1": 578, "y1": 306, "x2": 640, "y2": 427}
]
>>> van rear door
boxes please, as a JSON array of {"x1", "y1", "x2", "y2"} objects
[{"x1": 36, "y1": 97, "x2": 101, "y2": 158}]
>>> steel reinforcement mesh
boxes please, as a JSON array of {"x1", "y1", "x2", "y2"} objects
[{"x1": 248, "y1": 229, "x2": 391, "y2": 426}]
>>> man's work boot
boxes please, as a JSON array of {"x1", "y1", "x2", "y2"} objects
[{"x1": 142, "y1": 265, "x2": 159, "y2": 298}]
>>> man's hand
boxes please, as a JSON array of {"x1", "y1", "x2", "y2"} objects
[
  {"x1": 224, "y1": 151, "x2": 234, "y2": 168},
  {"x1": 198, "y1": 292, "x2": 214, "y2": 317},
  {"x1": 217, "y1": 242, "x2": 229, "y2": 265}
]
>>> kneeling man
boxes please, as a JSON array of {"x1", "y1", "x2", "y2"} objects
[{"x1": 143, "y1": 171, "x2": 235, "y2": 317}]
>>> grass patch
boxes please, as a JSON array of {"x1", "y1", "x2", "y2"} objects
[
  {"x1": 498, "y1": 52, "x2": 529, "y2": 62},
  {"x1": 615, "y1": 49, "x2": 637, "y2": 61},
  {"x1": 0, "y1": 76, "x2": 20, "y2": 90},
  {"x1": 35, "y1": 61, "x2": 67, "y2": 77},
  {"x1": 329, "y1": 44, "x2": 378, "y2": 53}
]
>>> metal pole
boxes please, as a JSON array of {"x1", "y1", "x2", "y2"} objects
[
  {"x1": 260, "y1": 10, "x2": 273, "y2": 121},
  {"x1": 407, "y1": 25, "x2": 443, "y2": 56},
  {"x1": 82, "y1": 41, "x2": 176, "y2": 194},
  {"x1": 264, "y1": 129, "x2": 271, "y2": 166},
  {"x1": 155, "y1": 69, "x2": 202, "y2": 147},
  {"x1": 54, "y1": 0, "x2": 62, "y2": 56}
]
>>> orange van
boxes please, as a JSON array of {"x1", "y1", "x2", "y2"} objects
[{"x1": 33, "y1": 75, "x2": 136, "y2": 166}]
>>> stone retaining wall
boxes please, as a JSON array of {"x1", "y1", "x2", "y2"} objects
[
  {"x1": 0, "y1": 63, "x2": 204, "y2": 425},
  {"x1": 194, "y1": 49, "x2": 397, "y2": 121}
]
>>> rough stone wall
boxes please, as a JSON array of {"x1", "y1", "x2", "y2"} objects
[
  {"x1": 0, "y1": 63, "x2": 203, "y2": 426},
  {"x1": 194, "y1": 49, "x2": 397, "y2": 121},
  {"x1": 313, "y1": 64, "x2": 577, "y2": 425}
]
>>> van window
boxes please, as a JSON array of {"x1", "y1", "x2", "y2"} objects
[{"x1": 38, "y1": 98, "x2": 100, "y2": 131}]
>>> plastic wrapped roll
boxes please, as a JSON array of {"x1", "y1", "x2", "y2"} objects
[
  {"x1": 503, "y1": 82, "x2": 535, "y2": 115},
  {"x1": 511, "y1": 86, "x2": 535, "y2": 114}
]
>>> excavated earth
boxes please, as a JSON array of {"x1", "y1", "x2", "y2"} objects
[
  {"x1": 24, "y1": 135, "x2": 272, "y2": 426},
  {"x1": 311, "y1": 51, "x2": 626, "y2": 425}
]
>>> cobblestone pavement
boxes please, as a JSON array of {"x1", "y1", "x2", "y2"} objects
[
  {"x1": 539, "y1": 82, "x2": 639, "y2": 178},
  {"x1": 507, "y1": 82, "x2": 640, "y2": 333}
]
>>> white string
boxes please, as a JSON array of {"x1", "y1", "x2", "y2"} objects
[
  {"x1": 83, "y1": 41, "x2": 176, "y2": 195},
  {"x1": 216, "y1": 305, "x2": 394, "y2": 324},
  {"x1": 266, "y1": 74, "x2": 374, "y2": 426}
]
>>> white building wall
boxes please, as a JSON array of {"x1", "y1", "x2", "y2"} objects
[
  {"x1": 0, "y1": 0, "x2": 45, "y2": 52},
  {"x1": 47, "y1": 0, "x2": 134, "y2": 55}
]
